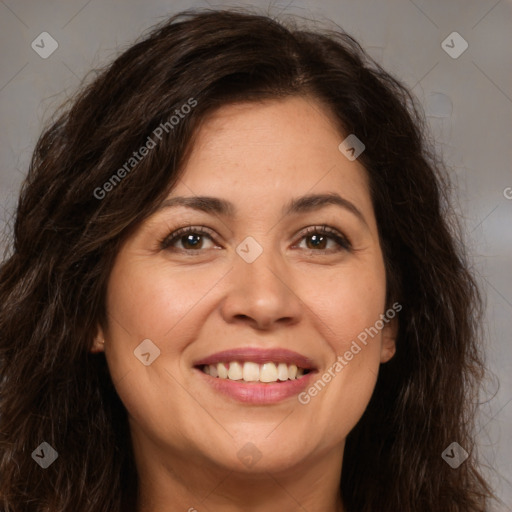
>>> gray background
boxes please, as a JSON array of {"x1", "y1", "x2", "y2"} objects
[{"x1": 0, "y1": 0, "x2": 511, "y2": 509}]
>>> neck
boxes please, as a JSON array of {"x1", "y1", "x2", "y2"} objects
[{"x1": 133, "y1": 438, "x2": 345, "y2": 512}]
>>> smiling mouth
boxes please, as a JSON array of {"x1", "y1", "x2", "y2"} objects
[{"x1": 197, "y1": 361, "x2": 312, "y2": 383}]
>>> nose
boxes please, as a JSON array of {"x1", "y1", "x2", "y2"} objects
[{"x1": 219, "y1": 244, "x2": 303, "y2": 331}]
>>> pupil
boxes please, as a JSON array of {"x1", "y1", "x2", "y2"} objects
[
  {"x1": 184, "y1": 234, "x2": 201, "y2": 248},
  {"x1": 308, "y1": 234, "x2": 325, "y2": 249}
]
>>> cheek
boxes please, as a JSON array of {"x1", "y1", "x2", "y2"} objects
[
  {"x1": 101, "y1": 255, "x2": 232, "y2": 401},
  {"x1": 105, "y1": 257, "x2": 227, "y2": 342},
  {"x1": 101, "y1": 257, "x2": 225, "y2": 442},
  {"x1": 297, "y1": 258, "x2": 386, "y2": 436},
  {"x1": 303, "y1": 258, "x2": 387, "y2": 355}
]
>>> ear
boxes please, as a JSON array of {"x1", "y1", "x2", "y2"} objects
[
  {"x1": 90, "y1": 326, "x2": 106, "y2": 354},
  {"x1": 380, "y1": 317, "x2": 398, "y2": 363}
]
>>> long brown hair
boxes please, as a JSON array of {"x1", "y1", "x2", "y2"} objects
[{"x1": 0, "y1": 8, "x2": 495, "y2": 511}]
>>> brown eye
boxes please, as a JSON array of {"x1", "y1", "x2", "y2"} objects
[
  {"x1": 305, "y1": 233, "x2": 329, "y2": 250},
  {"x1": 160, "y1": 226, "x2": 217, "y2": 251},
  {"x1": 295, "y1": 226, "x2": 351, "y2": 252},
  {"x1": 179, "y1": 233, "x2": 206, "y2": 250}
]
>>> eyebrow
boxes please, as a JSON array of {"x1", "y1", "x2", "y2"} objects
[{"x1": 158, "y1": 192, "x2": 367, "y2": 226}]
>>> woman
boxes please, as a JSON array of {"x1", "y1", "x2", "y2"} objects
[{"x1": 0, "y1": 8, "x2": 495, "y2": 512}]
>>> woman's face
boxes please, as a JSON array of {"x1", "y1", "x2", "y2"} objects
[{"x1": 93, "y1": 96, "x2": 396, "y2": 477}]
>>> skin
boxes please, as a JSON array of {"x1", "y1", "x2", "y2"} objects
[{"x1": 92, "y1": 96, "x2": 397, "y2": 512}]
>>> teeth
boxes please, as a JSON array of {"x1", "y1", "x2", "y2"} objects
[
  {"x1": 217, "y1": 362, "x2": 228, "y2": 379},
  {"x1": 242, "y1": 362, "x2": 260, "y2": 381},
  {"x1": 260, "y1": 362, "x2": 278, "y2": 382},
  {"x1": 228, "y1": 361, "x2": 243, "y2": 380},
  {"x1": 277, "y1": 362, "x2": 288, "y2": 381},
  {"x1": 201, "y1": 361, "x2": 308, "y2": 383}
]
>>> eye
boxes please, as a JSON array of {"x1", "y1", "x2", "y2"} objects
[
  {"x1": 293, "y1": 225, "x2": 351, "y2": 253},
  {"x1": 160, "y1": 226, "x2": 218, "y2": 252},
  {"x1": 160, "y1": 224, "x2": 351, "y2": 254}
]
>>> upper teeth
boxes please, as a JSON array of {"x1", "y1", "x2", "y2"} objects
[{"x1": 202, "y1": 361, "x2": 305, "y2": 383}]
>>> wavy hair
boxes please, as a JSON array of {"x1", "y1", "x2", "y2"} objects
[{"x1": 0, "y1": 8, "x2": 495, "y2": 511}]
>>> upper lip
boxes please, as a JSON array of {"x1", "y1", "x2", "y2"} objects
[{"x1": 193, "y1": 348, "x2": 317, "y2": 370}]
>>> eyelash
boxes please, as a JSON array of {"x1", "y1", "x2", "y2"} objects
[{"x1": 159, "y1": 224, "x2": 352, "y2": 254}]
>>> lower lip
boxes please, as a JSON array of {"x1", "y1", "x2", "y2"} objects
[{"x1": 195, "y1": 368, "x2": 316, "y2": 404}]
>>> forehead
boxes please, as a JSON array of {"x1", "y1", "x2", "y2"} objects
[{"x1": 174, "y1": 97, "x2": 371, "y2": 207}]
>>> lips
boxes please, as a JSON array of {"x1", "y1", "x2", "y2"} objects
[
  {"x1": 193, "y1": 348, "x2": 317, "y2": 403},
  {"x1": 193, "y1": 347, "x2": 316, "y2": 370}
]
